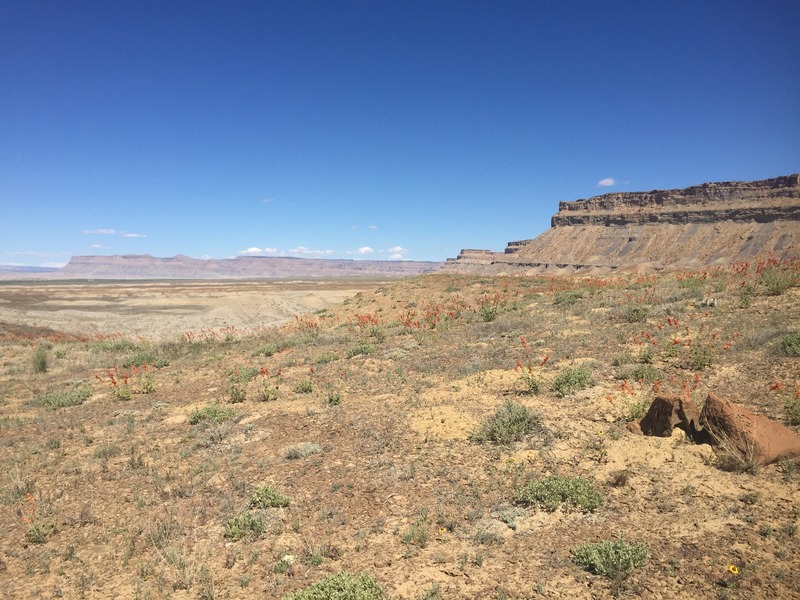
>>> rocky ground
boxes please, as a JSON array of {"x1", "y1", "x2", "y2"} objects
[{"x1": 1, "y1": 262, "x2": 799, "y2": 599}]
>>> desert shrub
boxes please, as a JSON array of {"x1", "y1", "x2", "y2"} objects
[
  {"x1": 624, "y1": 306, "x2": 649, "y2": 323},
  {"x1": 121, "y1": 351, "x2": 169, "y2": 369},
  {"x1": 624, "y1": 400, "x2": 648, "y2": 422},
  {"x1": 281, "y1": 572, "x2": 384, "y2": 600},
  {"x1": 295, "y1": 379, "x2": 314, "y2": 394},
  {"x1": 39, "y1": 381, "x2": 92, "y2": 410},
  {"x1": 611, "y1": 352, "x2": 634, "y2": 366},
  {"x1": 760, "y1": 265, "x2": 796, "y2": 296},
  {"x1": 250, "y1": 485, "x2": 290, "y2": 509},
  {"x1": 188, "y1": 404, "x2": 235, "y2": 425},
  {"x1": 638, "y1": 346, "x2": 654, "y2": 364},
  {"x1": 32, "y1": 345, "x2": 48, "y2": 373},
  {"x1": 624, "y1": 364, "x2": 662, "y2": 384},
  {"x1": 553, "y1": 290, "x2": 584, "y2": 307},
  {"x1": 785, "y1": 396, "x2": 800, "y2": 426},
  {"x1": 227, "y1": 365, "x2": 259, "y2": 384},
  {"x1": 514, "y1": 475, "x2": 602, "y2": 513},
  {"x1": 228, "y1": 383, "x2": 247, "y2": 403},
  {"x1": 285, "y1": 442, "x2": 322, "y2": 460},
  {"x1": 688, "y1": 345, "x2": 714, "y2": 370},
  {"x1": 552, "y1": 365, "x2": 592, "y2": 398},
  {"x1": 224, "y1": 511, "x2": 267, "y2": 541},
  {"x1": 470, "y1": 401, "x2": 543, "y2": 445},
  {"x1": 326, "y1": 390, "x2": 343, "y2": 406},
  {"x1": 571, "y1": 536, "x2": 649, "y2": 588},
  {"x1": 347, "y1": 342, "x2": 375, "y2": 358},
  {"x1": 255, "y1": 383, "x2": 279, "y2": 402},
  {"x1": 780, "y1": 332, "x2": 800, "y2": 357},
  {"x1": 25, "y1": 520, "x2": 56, "y2": 545}
]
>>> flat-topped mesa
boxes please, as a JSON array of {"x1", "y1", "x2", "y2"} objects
[
  {"x1": 552, "y1": 174, "x2": 800, "y2": 227},
  {"x1": 442, "y1": 174, "x2": 800, "y2": 274}
]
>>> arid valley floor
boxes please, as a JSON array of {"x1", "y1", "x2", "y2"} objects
[{"x1": 1, "y1": 266, "x2": 799, "y2": 599}]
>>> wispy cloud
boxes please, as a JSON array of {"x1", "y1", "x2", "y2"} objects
[
  {"x1": 597, "y1": 177, "x2": 617, "y2": 187},
  {"x1": 262, "y1": 197, "x2": 275, "y2": 204},
  {"x1": 90, "y1": 243, "x2": 105, "y2": 249},
  {"x1": 368, "y1": 225, "x2": 378, "y2": 230},
  {"x1": 356, "y1": 246, "x2": 375, "y2": 254},
  {"x1": 83, "y1": 228, "x2": 118, "y2": 235},
  {"x1": 84, "y1": 228, "x2": 147, "y2": 238},
  {"x1": 288, "y1": 246, "x2": 334, "y2": 257}
]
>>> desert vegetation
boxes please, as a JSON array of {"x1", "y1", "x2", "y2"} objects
[{"x1": 0, "y1": 258, "x2": 798, "y2": 598}]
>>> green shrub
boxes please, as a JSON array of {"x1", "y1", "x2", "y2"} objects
[
  {"x1": 347, "y1": 342, "x2": 375, "y2": 358},
  {"x1": 514, "y1": 475, "x2": 602, "y2": 513},
  {"x1": 227, "y1": 365, "x2": 259, "y2": 384},
  {"x1": 688, "y1": 345, "x2": 714, "y2": 370},
  {"x1": 553, "y1": 290, "x2": 584, "y2": 307},
  {"x1": 760, "y1": 265, "x2": 796, "y2": 296},
  {"x1": 571, "y1": 536, "x2": 649, "y2": 584},
  {"x1": 470, "y1": 401, "x2": 543, "y2": 445},
  {"x1": 785, "y1": 396, "x2": 800, "y2": 426},
  {"x1": 188, "y1": 404, "x2": 236, "y2": 425},
  {"x1": 780, "y1": 332, "x2": 800, "y2": 357},
  {"x1": 281, "y1": 572, "x2": 384, "y2": 600},
  {"x1": 255, "y1": 383, "x2": 279, "y2": 402},
  {"x1": 228, "y1": 383, "x2": 247, "y2": 403},
  {"x1": 32, "y1": 345, "x2": 48, "y2": 374},
  {"x1": 625, "y1": 364, "x2": 662, "y2": 384},
  {"x1": 224, "y1": 511, "x2": 267, "y2": 541},
  {"x1": 624, "y1": 400, "x2": 648, "y2": 422},
  {"x1": 121, "y1": 351, "x2": 169, "y2": 368},
  {"x1": 295, "y1": 379, "x2": 314, "y2": 394},
  {"x1": 39, "y1": 381, "x2": 92, "y2": 410},
  {"x1": 552, "y1": 365, "x2": 592, "y2": 398},
  {"x1": 250, "y1": 485, "x2": 290, "y2": 509}
]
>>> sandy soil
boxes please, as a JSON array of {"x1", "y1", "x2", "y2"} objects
[{"x1": 0, "y1": 279, "x2": 385, "y2": 340}]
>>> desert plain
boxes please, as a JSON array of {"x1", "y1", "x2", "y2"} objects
[{"x1": 1, "y1": 266, "x2": 799, "y2": 599}]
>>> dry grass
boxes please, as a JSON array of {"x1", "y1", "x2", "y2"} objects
[{"x1": 1, "y1": 262, "x2": 799, "y2": 598}]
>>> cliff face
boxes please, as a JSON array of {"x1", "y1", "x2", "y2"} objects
[
  {"x1": 444, "y1": 174, "x2": 800, "y2": 273},
  {"x1": 53, "y1": 255, "x2": 442, "y2": 280}
]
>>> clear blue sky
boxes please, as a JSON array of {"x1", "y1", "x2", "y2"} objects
[{"x1": 2, "y1": 1, "x2": 799, "y2": 267}]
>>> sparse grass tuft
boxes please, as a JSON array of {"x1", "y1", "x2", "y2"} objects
[
  {"x1": 121, "y1": 351, "x2": 169, "y2": 369},
  {"x1": 188, "y1": 404, "x2": 236, "y2": 425},
  {"x1": 39, "y1": 381, "x2": 92, "y2": 410},
  {"x1": 32, "y1": 345, "x2": 48, "y2": 373},
  {"x1": 281, "y1": 572, "x2": 384, "y2": 600},
  {"x1": 250, "y1": 485, "x2": 290, "y2": 509},
  {"x1": 552, "y1": 365, "x2": 592, "y2": 398},
  {"x1": 514, "y1": 475, "x2": 602, "y2": 513},
  {"x1": 347, "y1": 342, "x2": 375, "y2": 358},
  {"x1": 470, "y1": 401, "x2": 543, "y2": 446},
  {"x1": 285, "y1": 442, "x2": 322, "y2": 460},
  {"x1": 780, "y1": 332, "x2": 800, "y2": 357}
]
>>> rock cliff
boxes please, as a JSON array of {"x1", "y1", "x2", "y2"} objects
[{"x1": 444, "y1": 174, "x2": 800, "y2": 274}]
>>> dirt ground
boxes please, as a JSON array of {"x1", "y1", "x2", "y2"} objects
[
  {"x1": 0, "y1": 269, "x2": 799, "y2": 599},
  {"x1": 0, "y1": 280, "x2": 383, "y2": 340}
]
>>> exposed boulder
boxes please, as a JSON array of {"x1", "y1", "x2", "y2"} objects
[
  {"x1": 699, "y1": 393, "x2": 800, "y2": 466},
  {"x1": 627, "y1": 395, "x2": 702, "y2": 439}
]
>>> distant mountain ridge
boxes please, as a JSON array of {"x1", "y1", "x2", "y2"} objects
[
  {"x1": 41, "y1": 254, "x2": 442, "y2": 279},
  {"x1": 444, "y1": 174, "x2": 800, "y2": 274}
]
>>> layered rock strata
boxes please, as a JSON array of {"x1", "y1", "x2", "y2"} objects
[{"x1": 444, "y1": 174, "x2": 800, "y2": 274}]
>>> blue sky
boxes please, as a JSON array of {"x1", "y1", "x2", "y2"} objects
[{"x1": 2, "y1": 1, "x2": 799, "y2": 267}]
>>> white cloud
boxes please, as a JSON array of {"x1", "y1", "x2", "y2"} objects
[
  {"x1": 83, "y1": 228, "x2": 118, "y2": 235},
  {"x1": 388, "y1": 253, "x2": 405, "y2": 260},
  {"x1": 121, "y1": 232, "x2": 147, "y2": 238},
  {"x1": 262, "y1": 197, "x2": 275, "y2": 204},
  {"x1": 368, "y1": 225, "x2": 378, "y2": 230},
  {"x1": 41, "y1": 261, "x2": 68, "y2": 268},
  {"x1": 90, "y1": 243, "x2": 105, "y2": 249},
  {"x1": 597, "y1": 177, "x2": 617, "y2": 187},
  {"x1": 238, "y1": 247, "x2": 280, "y2": 256},
  {"x1": 387, "y1": 246, "x2": 408, "y2": 254},
  {"x1": 289, "y1": 246, "x2": 334, "y2": 257},
  {"x1": 356, "y1": 246, "x2": 375, "y2": 254}
]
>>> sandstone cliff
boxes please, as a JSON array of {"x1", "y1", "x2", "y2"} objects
[{"x1": 444, "y1": 174, "x2": 800, "y2": 274}]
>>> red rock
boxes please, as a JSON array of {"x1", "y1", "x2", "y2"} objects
[
  {"x1": 699, "y1": 393, "x2": 800, "y2": 465},
  {"x1": 636, "y1": 395, "x2": 701, "y2": 438}
]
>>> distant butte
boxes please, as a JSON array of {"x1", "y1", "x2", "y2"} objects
[
  {"x1": 23, "y1": 254, "x2": 442, "y2": 280},
  {"x1": 444, "y1": 174, "x2": 800, "y2": 274}
]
